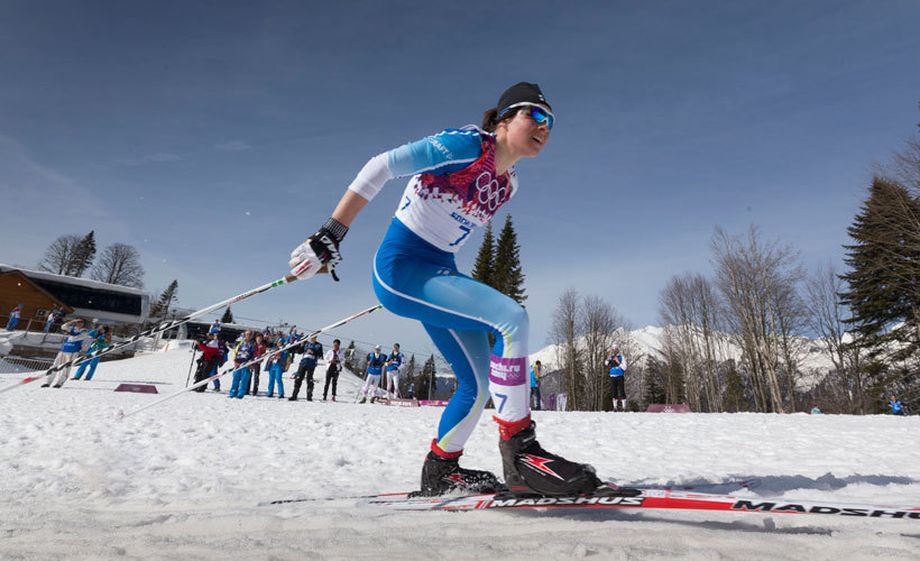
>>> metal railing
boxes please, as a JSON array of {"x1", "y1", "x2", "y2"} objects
[{"x1": 0, "y1": 354, "x2": 54, "y2": 374}]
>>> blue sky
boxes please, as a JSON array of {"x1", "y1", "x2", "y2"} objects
[{"x1": 2, "y1": 0, "x2": 919, "y2": 359}]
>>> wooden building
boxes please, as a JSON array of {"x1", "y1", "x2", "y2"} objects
[
  {"x1": 0, "y1": 269, "x2": 73, "y2": 331},
  {"x1": 0, "y1": 264, "x2": 149, "y2": 332}
]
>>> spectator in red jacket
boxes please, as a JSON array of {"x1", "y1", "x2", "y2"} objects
[{"x1": 193, "y1": 334, "x2": 223, "y2": 392}]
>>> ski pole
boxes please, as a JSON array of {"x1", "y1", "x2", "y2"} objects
[
  {"x1": 0, "y1": 274, "x2": 301, "y2": 396},
  {"x1": 118, "y1": 304, "x2": 383, "y2": 419},
  {"x1": 184, "y1": 346, "x2": 198, "y2": 388}
]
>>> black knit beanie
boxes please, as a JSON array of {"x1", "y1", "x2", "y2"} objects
[{"x1": 496, "y1": 82, "x2": 552, "y2": 115}]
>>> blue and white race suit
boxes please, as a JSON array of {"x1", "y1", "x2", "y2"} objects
[
  {"x1": 350, "y1": 126, "x2": 529, "y2": 454},
  {"x1": 385, "y1": 351, "x2": 405, "y2": 398}
]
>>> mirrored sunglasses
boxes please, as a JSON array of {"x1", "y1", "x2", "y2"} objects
[
  {"x1": 498, "y1": 102, "x2": 555, "y2": 130},
  {"x1": 525, "y1": 105, "x2": 554, "y2": 130}
]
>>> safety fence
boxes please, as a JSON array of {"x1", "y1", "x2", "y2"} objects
[{"x1": 0, "y1": 354, "x2": 54, "y2": 374}]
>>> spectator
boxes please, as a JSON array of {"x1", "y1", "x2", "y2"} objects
[
  {"x1": 249, "y1": 333, "x2": 267, "y2": 395},
  {"x1": 73, "y1": 326, "x2": 111, "y2": 381},
  {"x1": 43, "y1": 306, "x2": 61, "y2": 333},
  {"x1": 322, "y1": 339, "x2": 344, "y2": 401},
  {"x1": 227, "y1": 331, "x2": 255, "y2": 399},
  {"x1": 605, "y1": 344, "x2": 627, "y2": 412},
  {"x1": 530, "y1": 360, "x2": 543, "y2": 411},
  {"x1": 208, "y1": 320, "x2": 221, "y2": 336},
  {"x1": 385, "y1": 343, "x2": 405, "y2": 399},
  {"x1": 192, "y1": 334, "x2": 223, "y2": 392},
  {"x1": 285, "y1": 327, "x2": 301, "y2": 371},
  {"x1": 359, "y1": 345, "x2": 387, "y2": 403},
  {"x1": 289, "y1": 335, "x2": 323, "y2": 401},
  {"x1": 889, "y1": 395, "x2": 906, "y2": 416},
  {"x1": 5, "y1": 304, "x2": 22, "y2": 331},
  {"x1": 810, "y1": 405, "x2": 822, "y2": 415},
  {"x1": 266, "y1": 347, "x2": 286, "y2": 398},
  {"x1": 42, "y1": 318, "x2": 90, "y2": 388},
  {"x1": 212, "y1": 338, "x2": 228, "y2": 392}
]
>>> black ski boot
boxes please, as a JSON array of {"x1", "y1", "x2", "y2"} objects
[
  {"x1": 414, "y1": 443, "x2": 504, "y2": 497},
  {"x1": 499, "y1": 418, "x2": 609, "y2": 497}
]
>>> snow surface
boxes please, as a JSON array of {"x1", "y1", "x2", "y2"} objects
[{"x1": 2, "y1": 347, "x2": 919, "y2": 561}]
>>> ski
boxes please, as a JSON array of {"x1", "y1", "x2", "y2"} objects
[
  {"x1": 260, "y1": 478, "x2": 758, "y2": 507},
  {"x1": 260, "y1": 479, "x2": 759, "y2": 507},
  {"x1": 263, "y1": 485, "x2": 920, "y2": 521},
  {"x1": 359, "y1": 488, "x2": 920, "y2": 519}
]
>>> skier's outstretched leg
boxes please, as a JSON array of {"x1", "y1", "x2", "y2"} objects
[{"x1": 417, "y1": 325, "x2": 500, "y2": 496}]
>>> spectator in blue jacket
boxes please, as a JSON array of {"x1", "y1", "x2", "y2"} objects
[
  {"x1": 228, "y1": 331, "x2": 255, "y2": 399},
  {"x1": 5, "y1": 304, "x2": 22, "y2": 331},
  {"x1": 385, "y1": 343, "x2": 405, "y2": 399},
  {"x1": 605, "y1": 344, "x2": 627, "y2": 412},
  {"x1": 889, "y1": 395, "x2": 906, "y2": 416},
  {"x1": 530, "y1": 360, "x2": 543, "y2": 411},
  {"x1": 73, "y1": 326, "x2": 111, "y2": 381},
  {"x1": 359, "y1": 345, "x2": 387, "y2": 403},
  {"x1": 42, "y1": 318, "x2": 91, "y2": 388},
  {"x1": 266, "y1": 348, "x2": 286, "y2": 398},
  {"x1": 289, "y1": 335, "x2": 323, "y2": 401}
]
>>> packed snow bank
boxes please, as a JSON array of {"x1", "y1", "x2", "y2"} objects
[{"x1": 1, "y1": 347, "x2": 919, "y2": 561}]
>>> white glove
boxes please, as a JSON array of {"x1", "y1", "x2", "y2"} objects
[{"x1": 288, "y1": 218, "x2": 348, "y2": 281}]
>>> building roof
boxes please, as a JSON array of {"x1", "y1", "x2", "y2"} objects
[
  {"x1": 0, "y1": 269, "x2": 74, "y2": 314},
  {"x1": 0, "y1": 264, "x2": 147, "y2": 296}
]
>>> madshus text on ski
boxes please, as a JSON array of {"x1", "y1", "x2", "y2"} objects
[{"x1": 345, "y1": 486, "x2": 920, "y2": 519}]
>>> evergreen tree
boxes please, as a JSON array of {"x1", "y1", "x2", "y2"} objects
[
  {"x1": 643, "y1": 355, "x2": 668, "y2": 407},
  {"x1": 723, "y1": 362, "x2": 745, "y2": 413},
  {"x1": 67, "y1": 230, "x2": 97, "y2": 277},
  {"x1": 220, "y1": 306, "x2": 234, "y2": 324},
  {"x1": 471, "y1": 223, "x2": 495, "y2": 287},
  {"x1": 416, "y1": 354, "x2": 437, "y2": 400},
  {"x1": 841, "y1": 177, "x2": 920, "y2": 361},
  {"x1": 403, "y1": 353, "x2": 417, "y2": 380},
  {"x1": 492, "y1": 215, "x2": 527, "y2": 303},
  {"x1": 401, "y1": 354, "x2": 417, "y2": 396},
  {"x1": 429, "y1": 356, "x2": 438, "y2": 394},
  {"x1": 149, "y1": 280, "x2": 179, "y2": 319}
]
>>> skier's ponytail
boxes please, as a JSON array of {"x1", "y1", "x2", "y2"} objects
[
  {"x1": 481, "y1": 107, "x2": 519, "y2": 133},
  {"x1": 481, "y1": 108, "x2": 499, "y2": 132}
]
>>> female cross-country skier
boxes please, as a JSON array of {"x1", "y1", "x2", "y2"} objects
[{"x1": 289, "y1": 82, "x2": 616, "y2": 497}]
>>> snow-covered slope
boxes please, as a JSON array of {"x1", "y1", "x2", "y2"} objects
[{"x1": 1, "y1": 347, "x2": 919, "y2": 560}]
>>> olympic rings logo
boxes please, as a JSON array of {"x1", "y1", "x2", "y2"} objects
[{"x1": 475, "y1": 172, "x2": 507, "y2": 211}]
